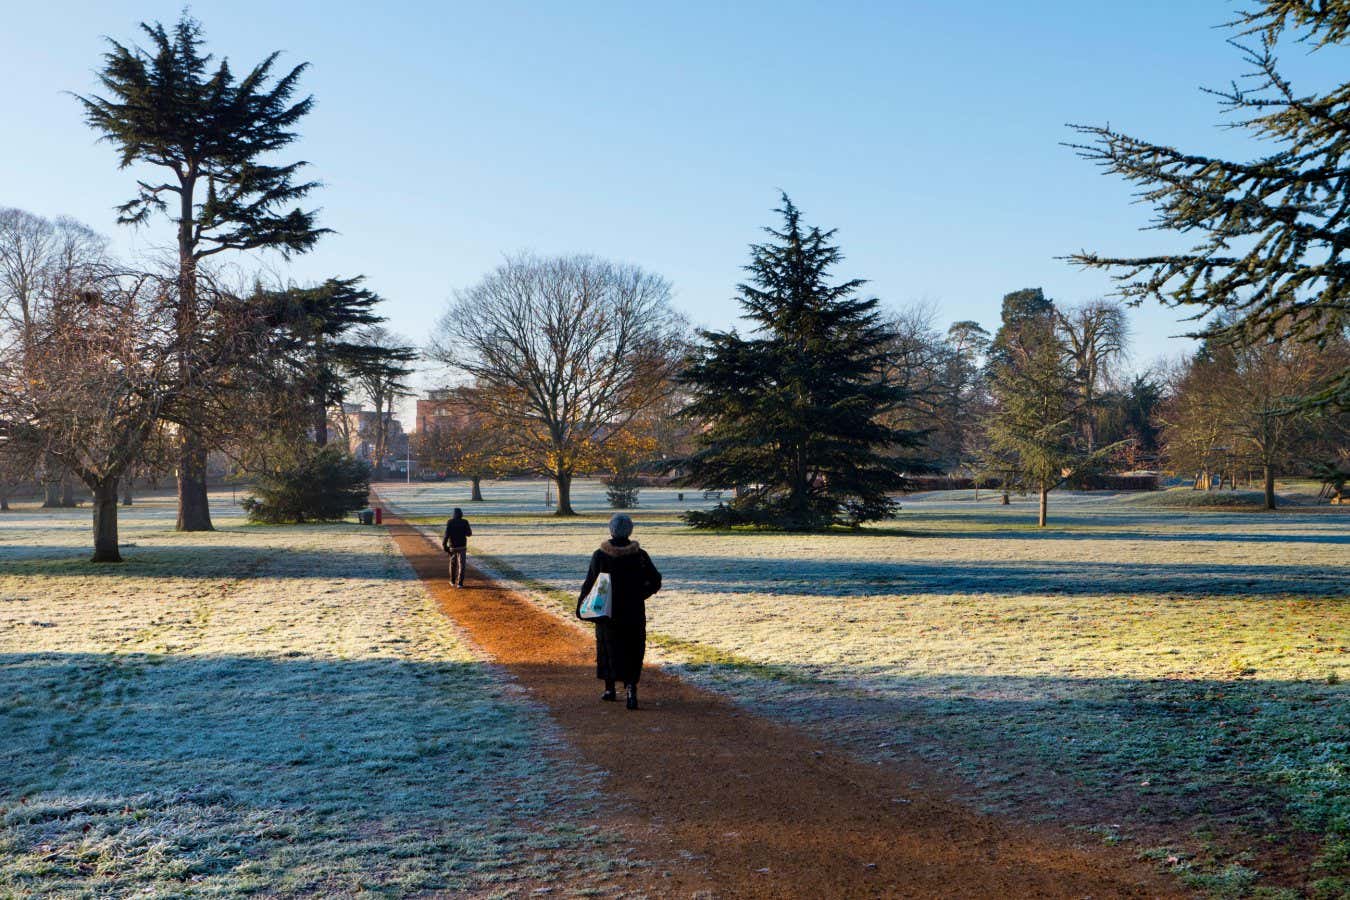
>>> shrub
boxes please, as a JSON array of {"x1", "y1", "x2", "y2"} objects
[
  {"x1": 684, "y1": 492, "x2": 884, "y2": 530},
  {"x1": 1128, "y1": 487, "x2": 1278, "y2": 509},
  {"x1": 1071, "y1": 472, "x2": 1160, "y2": 491},
  {"x1": 603, "y1": 473, "x2": 641, "y2": 509},
  {"x1": 242, "y1": 448, "x2": 371, "y2": 524},
  {"x1": 684, "y1": 503, "x2": 753, "y2": 529}
]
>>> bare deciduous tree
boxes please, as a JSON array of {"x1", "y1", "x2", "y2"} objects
[
  {"x1": 1056, "y1": 299, "x2": 1128, "y2": 451},
  {"x1": 1160, "y1": 336, "x2": 1350, "y2": 508},
  {"x1": 430, "y1": 254, "x2": 684, "y2": 515},
  {"x1": 0, "y1": 270, "x2": 179, "y2": 560},
  {"x1": 414, "y1": 384, "x2": 514, "y2": 500},
  {"x1": 0, "y1": 208, "x2": 109, "y2": 506},
  {"x1": 348, "y1": 325, "x2": 416, "y2": 476}
]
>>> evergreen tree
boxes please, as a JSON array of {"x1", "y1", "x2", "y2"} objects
[
  {"x1": 256, "y1": 277, "x2": 386, "y2": 447},
  {"x1": 78, "y1": 14, "x2": 328, "y2": 530},
  {"x1": 986, "y1": 288, "x2": 1055, "y2": 371},
  {"x1": 680, "y1": 195, "x2": 923, "y2": 529},
  {"x1": 241, "y1": 446, "x2": 370, "y2": 524},
  {"x1": 983, "y1": 288, "x2": 1103, "y2": 526},
  {"x1": 1069, "y1": 1, "x2": 1350, "y2": 409}
]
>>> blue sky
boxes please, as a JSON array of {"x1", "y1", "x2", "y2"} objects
[{"x1": 3, "y1": 1, "x2": 1344, "y2": 398}]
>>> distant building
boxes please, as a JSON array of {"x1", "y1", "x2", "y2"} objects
[
  {"x1": 332, "y1": 404, "x2": 407, "y2": 471},
  {"x1": 415, "y1": 387, "x2": 471, "y2": 435}
]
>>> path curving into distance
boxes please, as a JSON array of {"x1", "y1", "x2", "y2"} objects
[{"x1": 380, "y1": 507, "x2": 1184, "y2": 899}]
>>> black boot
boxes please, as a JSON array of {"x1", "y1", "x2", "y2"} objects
[
  {"x1": 625, "y1": 684, "x2": 638, "y2": 710},
  {"x1": 601, "y1": 681, "x2": 617, "y2": 702}
]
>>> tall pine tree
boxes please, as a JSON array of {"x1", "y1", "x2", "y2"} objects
[
  {"x1": 681, "y1": 195, "x2": 923, "y2": 529},
  {"x1": 78, "y1": 14, "x2": 327, "y2": 530},
  {"x1": 983, "y1": 290, "x2": 1082, "y2": 526}
]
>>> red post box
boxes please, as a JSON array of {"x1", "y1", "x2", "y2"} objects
[{"x1": 374, "y1": 507, "x2": 383, "y2": 525}]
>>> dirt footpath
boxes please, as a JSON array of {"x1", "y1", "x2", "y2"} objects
[{"x1": 383, "y1": 511, "x2": 1185, "y2": 899}]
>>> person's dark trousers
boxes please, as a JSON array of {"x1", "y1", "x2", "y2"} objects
[{"x1": 447, "y1": 547, "x2": 467, "y2": 586}]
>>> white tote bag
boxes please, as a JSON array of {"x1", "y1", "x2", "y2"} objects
[{"x1": 578, "y1": 572, "x2": 613, "y2": 619}]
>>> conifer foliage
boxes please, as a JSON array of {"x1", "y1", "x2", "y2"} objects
[
  {"x1": 982, "y1": 289, "x2": 1083, "y2": 527},
  {"x1": 1069, "y1": 0, "x2": 1350, "y2": 409},
  {"x1": 241, "y1": 446, "x2": 370, "y2": 525},
  {"x1": 680, "y1": 196, "x2": 923, "y2": 529}
]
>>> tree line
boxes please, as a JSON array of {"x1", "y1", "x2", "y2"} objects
[
  {"x1": 422, "y1": 0, "x2": 1350, "y2": 528},
  {"x1": 420, "y1": 193, "x2": 1345, "y2": 529}
]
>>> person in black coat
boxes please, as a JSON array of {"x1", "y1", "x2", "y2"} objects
[
  {"x1": 576, "y1": 513, "x2": 661, "y2": 709},
  {"x1": 441, "y1": 507, "x2": 472, "y2": 587}
]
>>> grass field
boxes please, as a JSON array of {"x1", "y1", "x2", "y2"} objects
[
  {"x1": 4, "y1": 479, "x2": 1346, "y2": 897},
  {"x1": 386, "y1": 478, "x2": 1350, "y2": 897},
  {"x1": 0, "y1": 495, "x2": 625, "y2": 898}
]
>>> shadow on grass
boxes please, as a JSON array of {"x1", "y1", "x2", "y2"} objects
[
  {"x1": 883, "y1": 517, "x2": 1347, "y2": 541},
  {"x1": 5, "y1": 650, "x2": 1340, "y2": 839},
  {"x1": 3, "y1": 650, "x2": 1344, "y2": 892},
  {"x1": 671, "y1": 660, "x2": 1347, "y2": 890},
  {"x1": 0, "y1": 543, "x2": 418, "y2": 580},
  {"x1": 1, "y1": 652, "x2": 569, "y2": 815},
  {"x1": 0, "y1": 651, "x2": 605, "y2": 895},
  {"x1": 497, "y1": 550, "x2": 1350, "y2": 598}
]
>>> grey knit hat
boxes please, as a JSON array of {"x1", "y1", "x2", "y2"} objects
[{"x1": 609, "y1": 513, "x2": 634, "y2": 539}]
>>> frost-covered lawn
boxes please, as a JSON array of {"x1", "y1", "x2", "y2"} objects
[
  {"x1": 383, "y1": 480, "x2": 1350, "y2": 895},
  {"x1": 0, "y1": 494, "x2": 616, "y2": 898}
]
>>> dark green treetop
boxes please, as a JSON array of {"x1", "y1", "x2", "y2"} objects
[
  {"x1": 680, "y1": 195, "x2": 924, "y2": 529},
  {"x1": 77, "y1": 14, "x2": 327, "y2": 262},
  {"x1": 256, "y1": 276, "x2": 393, "y2": 446}
]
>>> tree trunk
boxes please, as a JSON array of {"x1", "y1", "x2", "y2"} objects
[
  {"x1": 315, "y1": 401, "x2": 328, "y2": 447},
  {"x1": 0, "y1": 489, "x2": 9, "y2": 511},
  {"x1": 471, "y1": 475, "x2": 483, "y2": 502},
  {"x1": 121, "y1": 480, "x2": 134, "y2": 506},
  {"x1": 40, "y1": 455, "x2": 61, "y2": 507},
  {"x1": 1038, "y1": 482, "x2": 1049, "y2": 527},
  {"x1": 174, "y1": 179, "x2": 215, "y2": 531},
  {"x1": 554, "y1": 470, "x2": 575, "y2": 516},
  {"x1": 177, "y1": 432, "x2": 214, "y2": 531},
  {"x1": 374, "y1": 402, "x2": 389, "y2": 475},
  {"x1": 1263, "y1": 465, "x2": 1276, "y2": 511},
  {"x1": 91, "y1": 478, "x2": 121, "y2": 563},
  {"x1": 1000, "y1": 491, "x2": 1010, "y2": 505},
  {"x1": 60, "y1": 478, "x2": 76, "y2": 507}
]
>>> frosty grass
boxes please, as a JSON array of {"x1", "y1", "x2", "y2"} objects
[
  {"x1": 387, "y1": 479, "x2": 1350, "y2": 894},
  {"x1": 0, "y1": 493, "x2": 622, "y2": 898}
]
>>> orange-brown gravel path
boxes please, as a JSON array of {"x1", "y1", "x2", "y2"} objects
[{"x1": 382, "y1": 509, "x2": 1186, "y2": 899}]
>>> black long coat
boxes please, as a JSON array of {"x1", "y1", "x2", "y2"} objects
[{"x1": 575, "y1": 539, "x2": 662, "y2": 685}]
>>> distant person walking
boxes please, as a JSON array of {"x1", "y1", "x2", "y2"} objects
[
  {"x1": 441, "y1": 508, "x2": 472, "y2": 587},
  {"x1": 576, "y1": 514, "x2": 662, "y2": 709}
]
